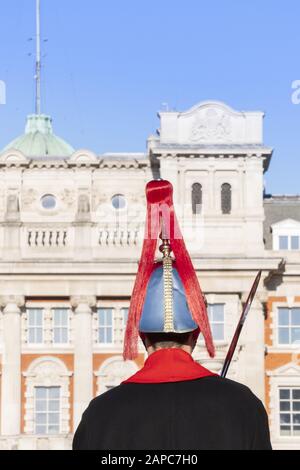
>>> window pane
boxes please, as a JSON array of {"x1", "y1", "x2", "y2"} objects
[
  {"x1": 106, "y1": 310, "x2": 112, "y2": 325},
  {"x1": 293, "y1": 414, "x2": 300, "y2": 424},
  {"x1": 280, "y1": 389, "x2": 290, "y2": 399},
  {"x1": 278, "y1": 308, "x2": 289, "y2": 326},
  {"x1": 36, "y1": 425, "x2": 46, "y2": 435},
  {"x1": 48, "y1": 425, "x2": 59, "y2": 434},
  {"x1": 212, "y1": 324, "x2": 224, "y2": 341},
  {"x1": 291, "y1": 328, "x2": 300, "y2": 344},
  {"x1": 36, "y1": 387, "x2": 47, "y2": 399},
  {"x1": 292, "y1": 390, "x2": 300, "y2": 400},
  {"x1": 293, "y1": 402, "x2": 300, "y2": 411},
  {"x1": 291, "y1": 236, "x2": 299, "y2": 250},
  {"x1": 279, "y1": 236, "x2": 288, "y2": 250},
  {"x1": 98, "y1": 308, "x2": 113, "y2": 343},
  {"x1": 292, "y1": 309, "x2": 300, "y2": 326},
  {"x1": 99, "y1": 328, "x2": 105, "y2": 343},
  {"x1": 36, "y1": 413, "x2": 47, "y2": 424},
  {"x1": 294, "y1": 426, "x2": 300, "y2": 436},
  {"x1": 49, "y1": 400, "x2": 60, "y2": 412},
  {"x1": 98, "y1": 309, "x2": 105, "y2": 325},
  {"x1": 122, "y1": 308, "x2": 129, "y2": 327},
  {"x1": 278, "y1": 327, "x2": 289, "y2": 344},
  {"x1": 192, "y1": 183, "x2": 202, "y2": 215},
  {"x1": 36, "y1": 328, "x2": 43, "y2": 343},
  {"x1": 49, "y1": 387, "x2": 60, "y2": 399},
  {"x1": 28, "y1": 329, "x2": 35, "y2": 343},
  {"x1": 280, "y1": 413, "x2": 291, "y2": 424},
  {"x1": 280, "y1": 401, "x2": 290, "y2": 411},
  {"x1": 54, "y1": 309, "x2": 68, "y2": 326},
  {"x1": 280, "y1": 425, "x2": 291, "y2": 436},
  {"x1": 54, "y1": 329, "x2": 60, "y2": 343},
  {"x1": 61, "y1": 328, "x2": 68, "y2": 343},
  {"x1": 211, "y1": 304, "x2": 224, "y2": 322},
  {"x1": 221, "y1": 183, "x2": 232, "y2": 214},
  {"x1": 35, "y1": 310, "x2": 43, "y2": 326},
  {"x1": 36, "y1": 400, "x2": 47, "y2": 412},
  {"x1": 106, "y1": 328, "x2": 112, "y2": 343},
  {"x1": 49, "y1": 413, "x2": 59, "y2": 425}
]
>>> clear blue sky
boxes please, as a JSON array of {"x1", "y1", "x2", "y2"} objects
[{"x1": 0, "y1": 0, "x2": 300, "y2": 195}]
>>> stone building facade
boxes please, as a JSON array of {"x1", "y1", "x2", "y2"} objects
[{"x1": 0, "y1": 100, "x2": 299, "y2": 449}]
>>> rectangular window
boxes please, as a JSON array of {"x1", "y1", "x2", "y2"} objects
[
  {"x1": 27, "y1": 308, "x2": 44, "y2": 344},
  {"x1": 208, "y1": 304, "x2": 225, "y2": 341},
  {"x1": 53, "y1": 308, "x2": 69, "y2": 344},
  {"x1": 121, "y1": 307, "x2": 129, "y2": 328},
  {"x1": 278, "y1": 307, "x2": 300, "y2": 345},
  {"x1": 278, "y1": 235, "x2": 300, "y2": 251},
  {"x1": 279, "y1": 388, "x2": 300, "y2": 436},
  {"x1": 291, "y1": 236, "x2": 300, "y2": 250},
  {"x1": 279, "y1": 236, "x2": 289, "y2": 250},
  {"x1": 34, "y1": 386, "x2": 60, "y2": 435},
  {"x1": 97, "y1": 308, "x2": 113, "y2": 344}
]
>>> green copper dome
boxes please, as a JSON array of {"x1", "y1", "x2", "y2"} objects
[{"x1": 2, "y1": 114, "x2": 74, "y2": 157}]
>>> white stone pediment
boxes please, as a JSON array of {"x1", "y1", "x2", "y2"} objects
[
  {"x1": 271, "y1": 218, "x2": 300, "y2": 230},
  {"x1": 158, "y1": 100, "x2": 264, "y2": 145},
  {"x1": 267, "y1": 362, "x2": 300, "y2": 377}
]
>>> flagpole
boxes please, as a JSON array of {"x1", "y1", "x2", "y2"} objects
[{"x1": 35, "y1": 0, "x2": 41, "y2": 115}]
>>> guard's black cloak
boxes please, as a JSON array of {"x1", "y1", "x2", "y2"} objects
[{"x1": 73, "y1": 349, "x2": 272, "y2": 450}]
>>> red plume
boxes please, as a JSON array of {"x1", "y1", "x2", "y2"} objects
[{"x1": 123, "y1": 180, "x2": 215, "y2": 360}]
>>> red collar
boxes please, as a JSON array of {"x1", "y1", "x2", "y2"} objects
[{"x1": 122, "y1": 348, "x2": 216, "y2": 384}]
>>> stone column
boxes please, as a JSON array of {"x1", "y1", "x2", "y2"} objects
[
  {"x1": 0, "y1": 295, "x2": 24, "y2": 435},
  {"x1": 71, "y1": 295, "x2": 96, "y2": 430},
  {"x1": 239, "y1": 295, "x2": 265, "y2": 402}
]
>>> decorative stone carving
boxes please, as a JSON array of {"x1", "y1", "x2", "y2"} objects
[
  {"x1": 95, "y1": 356, "x2": 139, "y2": 394},
  {"x1": 76, "y1": 194, "x2": 91, "y2": 222},
  {"x1": 59, "y1": 189, "x2": 75, "y2": 208},
  {"x1": 190, "y1": 108, "x2": 232, "y2": 143},
  {"x1": 22, "y1": 189, "x2": 38, "y2": 208},
  {"x1": 92, "y1": 191, "x2": 108, "y2": 211},
  {"x1": 5, "y1": 194, "x2": 20, "y2": 221}
]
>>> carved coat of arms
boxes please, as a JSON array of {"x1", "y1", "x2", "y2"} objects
[{"x1": 190, "y1": 108, "x2": 232, "y2": 143}]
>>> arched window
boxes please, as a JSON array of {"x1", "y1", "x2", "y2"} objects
[
  {"x1": 221, "y1": 183, "x2": 232, "y2": 214},
  {"x1": 23, "y1": 357, "x2": 71, "y2": 435},
  {"x1": 191, "y1": 183, "x2": 202, "y2": 215},
  {"x1": 95, "y1": 356, "x2": 139, "y2": 395}
]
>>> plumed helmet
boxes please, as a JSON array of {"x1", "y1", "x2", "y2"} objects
[{"x1": 123, "y1": 179, "x2": 215, "y2": 360}]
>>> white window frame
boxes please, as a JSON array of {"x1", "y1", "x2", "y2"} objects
[
  {"x1": 272, "y1": 219, "x2": 300, "y2": 251},
  {"x1": 23, "y1": 302, "x2": 73, "y2": 351},
  {"x1": 34, "y1": 386, "x2": 61, "y2": 436},
  {"x1": 267, "y1": 363, "x2": 300, "y2": 448},
  {"x1": 277, "y1": 306, "x2": 300, "y2": 347},
  {"x1": 121, "y1": 307, "x2": 129, "y2": 329},
  {"x1": 278, "y1": 387, "x2": 300, "y2": 437},
  {"x1": 208, "y1": 303, "x2": 225, "y2": 342},
  {"x1": 267, "y1": 300, "x2": 300, "y2": 352},
  {"x1": 52, "y1": 307, "x2": 70, "y2": 345},
  {"x1": 97, "y1": 307, "x2": 114, "y2": 345},
  {"x1": 93, "y1": 301, "x2": 133, "y2": 351},
  {"x1": 27, "y1": 307, "x2": 44, "y2": 345},
  {"x1": 23, "y1": 356, "x2": 71, "y2": 435}
]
